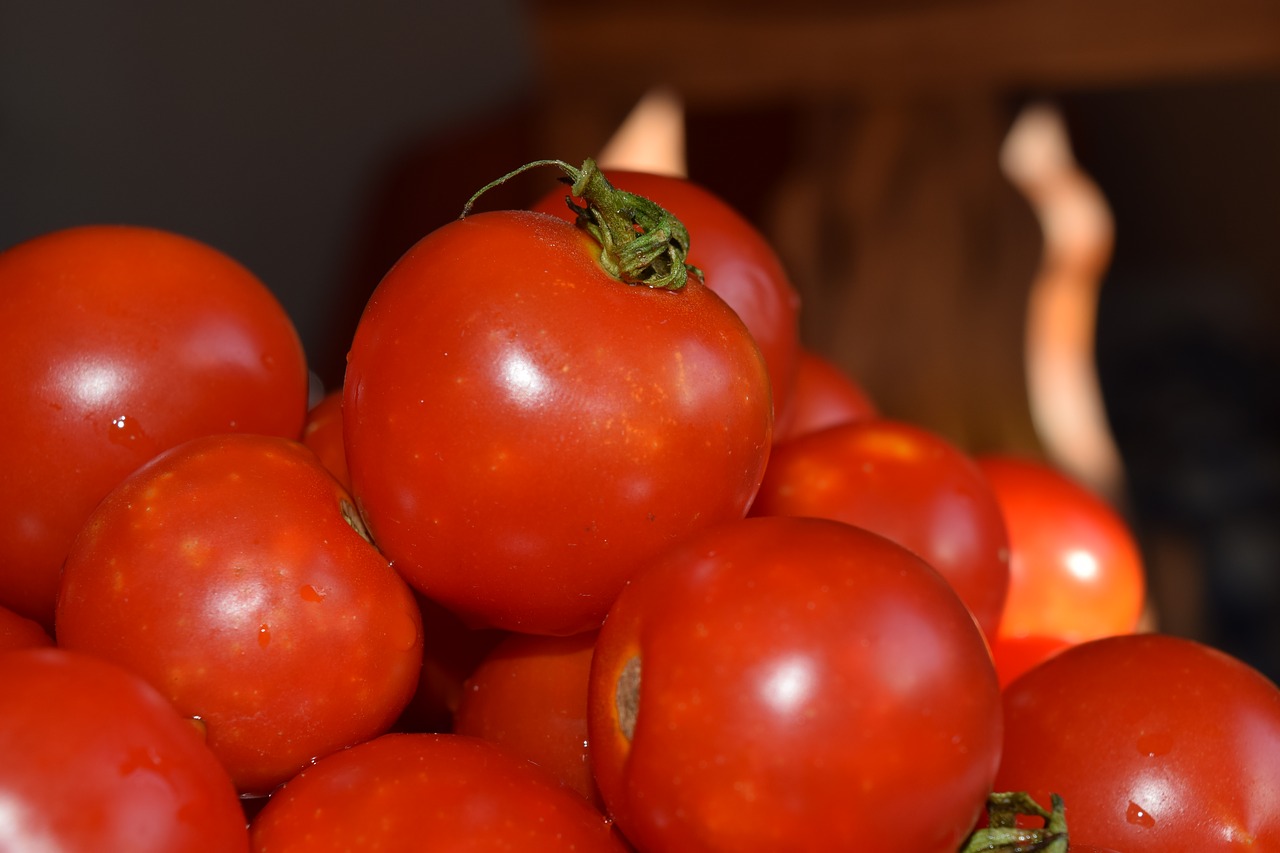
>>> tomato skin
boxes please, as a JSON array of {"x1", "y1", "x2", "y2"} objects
[
  {"x1": 750, "y1": 419, "x2": 1010, "y2": 640},
  {"x1": 976, "y1": 454, "x2": 1145, "y2": 644},
  {"x1": 989, "y1": 633, "x2": 1073, "y2": 688},
  {"x1": 301, "y1": 390, "x2": 350, "y2": 490},
  {"x1": 249, "y1": 733, "x2": 628, "y2": 852},
  {"x1": 534, "y1": 169, "x2": 802, "y2": 419},
  {"x1": 55, "y1": 433, "x2": 423, "y2": 795},
  {"x1": 344, "y1": 210, "x2": 773, "y2": 636},
  {"x1": 589, "y1": 516, "x2": 1003, "y2": 852},
  {"x1": 0, "y1": 602, "x2": 53, "y2": 652},
  {"x1": 0, "y1": 225, "x2": 309, "y2": 628},
  {"x1": 773, "y1": 347, "x2": 879, "y2": 442},
  {"x1": 996, "y1": 633, "x2": 1280, "y2": 851},
  {"x1": 394, "y1": 591, "x2": 507, "y2": 734},
  {"x1": 454, "y1": 629, "x2": 599, "y2": 804},
  {"x1": 0, "y1": 648, "x2": 249, "y2": 852}
]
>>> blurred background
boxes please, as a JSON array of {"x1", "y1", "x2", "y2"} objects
[{"x1": 2, "y1": 1, "x2": 1277, "y2": 679}]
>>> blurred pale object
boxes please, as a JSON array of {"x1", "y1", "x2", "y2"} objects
[
  {"x1": 597, "y1": 87, "x2": 687, "y2": 178},
  {"x1": 1001, "y1": 102, "x2": 1124, "y2": 502}
]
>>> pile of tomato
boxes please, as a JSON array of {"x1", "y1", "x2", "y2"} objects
[{"x1": 2, "y1": 159, "x2": 1278, "y2": 852}]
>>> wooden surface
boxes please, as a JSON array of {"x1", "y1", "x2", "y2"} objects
[{"x1": 534, "y1": 0, "x2": 1280, "y2": 101}]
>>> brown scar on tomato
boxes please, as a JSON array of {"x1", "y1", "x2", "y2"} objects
[
  {"x1": 340, "y1": 497, "x2": 373, "y2": 545},
  {"x1": 616, "y1": 655, "x2": 641, "y2": 741}
]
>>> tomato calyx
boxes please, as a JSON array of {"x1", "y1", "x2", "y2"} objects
[
  {"x1": 959, "y1": 792, "x2": 1068, "y2": 852},
  {"x1": 462, "y1": 158, "x2": 700, "y2": 291}
]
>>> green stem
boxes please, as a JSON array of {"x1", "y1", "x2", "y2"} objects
[
  {"x1": 958, "y1": 792, "x2": 1068, "y2": 853},
  {"x1": 461, "y1": 158, "x2": 699, "y2": 291}
]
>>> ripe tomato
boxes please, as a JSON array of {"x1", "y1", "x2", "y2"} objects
[
  {"x1": 394, "y1": 591, "x2": 507, "y2": 734},
  {"x1": 454, "y1": 629, "x2": 599, "y2": 804},
  {"x1": 55, "y1": 433, "x2": 423, "y2": 795},
  {"x1": 533, "y1": 168, "x2": 802, "y2": 420},
  {"x1": 589, "y1": 516, "x2": 1003, "y2": 852},
  {"x1": 0, "y1": 648, "x2": 249, "y2": 852},
  {"x1": 0, "y1": 225, "x2": 309, "y2": 629},
  {"x1": 301, "y1": 390, "x2": 350, "y2": 490},
  {"x1": 773, "y1": 347, "x2": 879, "y2": 442},
  {"x1": 344, "y1": 202, "x2": 772, "y2": 636},
  {"x1": 976, "y1": 454, "x2": 1146, "y2": 646},
  {"x1": 996, "y1": 633, "x2": 1280, "y2": 851},
  {"x1": 249, "y1": 733, "x2": 629, "y2": 851},
  {"x1": 989, "y1": 633, "x2": 1073, "y2": 688},
  {"x1": 750, "y1": 419, "x2": 1010, "y2": 639},
  {"x1": 0, "y1": 602, "x2": 53, "y2": 652}
]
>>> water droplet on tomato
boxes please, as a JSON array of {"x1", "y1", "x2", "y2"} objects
[
  {"x1": 1126, "y1": 801, "x2": 1156, "y2": 828},
  {"x1": 299, "y1": 584, "x2": 326, "y2": 602},
  {"x1": 257, "y1": 623, "x2": 271, "y2": 648},
  {"x1": 1136, "y1": 731, "x2": 1173, "y2": 757},
  {"x1": 108, "y1": 414, "x2": 147, "y2": 446}
]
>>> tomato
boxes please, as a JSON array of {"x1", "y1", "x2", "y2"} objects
[
  {"x1": 976, "y1": 454, "x2": 1146, "y2": 647},
  {"x1": 248, "y1": 732, "x2": 629, "y2": 851},
  {"x1": 0, "y1": 602, "x2": 53, "y2": 652},
  {"x1": 750, "y1": 419, "x2": 1010, "y2": 640},
  {"x1": 55, "y1": 433, "x2": 423, "y2": 795},
  {"x1": 394, "y1": 591, "x2": 507, "y2": 734},
  {"x1": 344, "y1": 198, "x2": 773, "y2": 636},
  {"x1": 0, "y1": 225, "x2": 309, "y2": 629},
  {"x1": 454, "y1": 629, "x2": 599, "y2": 804},
  {"x1": 996, "y1": 633, "x2": 1280, "y2": 851},
  {"x1": 589, "y1": 516, "x2": 1003, "y2": 852},
  {"x1": 0, "y1": 648, "x2": 249, "y2": 852},
  {"x1": 773, "y1": 347, "x2": 879, "y2": 442},
  {"x1": 989, "y1": 633, "x2": 1073, "y2": 688},
  {"x1": 533, "y1": 168, "x2": 802, "y2": 420},
  {"x1": 301, "y1": 390, "x2": 350, "y2": 490}
]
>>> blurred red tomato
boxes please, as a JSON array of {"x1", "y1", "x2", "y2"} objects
[
  {"x1": 0, "y1": 225, "x2": 308, "y2": 629},
  {"x1": 976, "y1": 454, "x2": 1145, "y2": 646},
  {"x1": 56, "y1": 433, "x2": 423, "y2": 794},
  {"x1": 249, "y1": 733, "x2": 628, "y2": 851},
  {"x1": 751, "y1": 419, "x2": 1010, "y2": 639},
  {"x1": 590, "y1": 516, "x2": 1002, "y2": 852},
  {"x1": 0, "y1": 602, "x2": 53, "y2": 652},
  {"x1": 0, "y1": 649, "x2": 249, "y2": 852},
  {"x1": 997, "y1": 634, "x2": 1280, "y2": 851},
  {"x1": 989, "y1": 633, "x2": 1073, "y2": 688},
  {"x1": 773, "y1": 347, "x2": 879, "y2": 441},
  {"x1": 454, "y1": 629, "x2": 599, "y2": 804}
]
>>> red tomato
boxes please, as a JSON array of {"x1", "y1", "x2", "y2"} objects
[
  {"x1": 248, "y1": 733, "x2": 629, "y2": 852},
  {"x1": 0, "y1": 602, "x2": 53, "y2": 652},
  {"x1": 997, "y1": 633, "x2": 1280, "y2": 851},
  {"x1": 533, "y1": 168, "x2": 802, "y2": 419},
  {"x1": 976, "y1": 454, "x2": 1146, "y2": 646},
  {"x1": 55, "y1": 433, "x2": 423, "y2": 795},
  {"x1": 0, "y1": 648, "x2": 249, "y2": 852},
  {"x1": 589, "y1": 516, "x2": 1003, "y2": 852},
  {"x1": 454, "y1": 629, "x2": 599, "y2": 804},
  {"x1": 344, "y1": 206, "x2": 772, "y2": 635},
  {"x1": 989, "y1": 633, "x2": 1073, "y2": 688},
  {"x1": 0, "y1": 225, "x2": 309, "y2": 629},
  {"x1": 773, "y1": 347, "x2": 879, "y2": 442},
  {"x1": 394, "y1": 591, "x2": 507, "y2": 734},
  {"x1": 301, "y1": 390, "x2": 350, "y2": 490},
  {"x1": 750, "y1": 419, "x2": 1010, "y2": 640}
]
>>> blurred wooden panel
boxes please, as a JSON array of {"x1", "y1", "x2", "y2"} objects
[{"x1": 533, "y1": 0, "x2": 1280, "y2": 102}]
